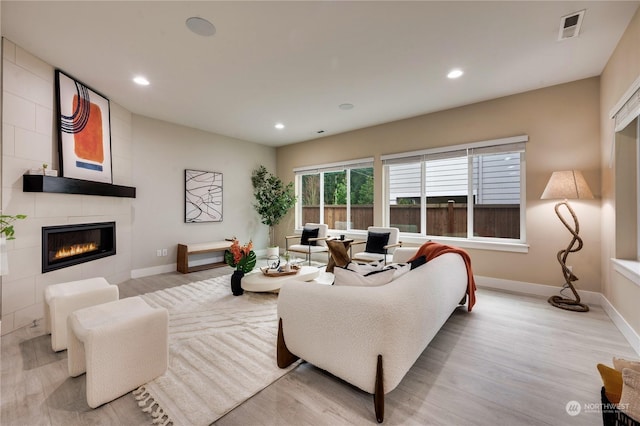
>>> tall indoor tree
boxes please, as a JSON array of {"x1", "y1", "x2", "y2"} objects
[{"x1": 251, "y1": 166, "x2": 296, "y2": 248}]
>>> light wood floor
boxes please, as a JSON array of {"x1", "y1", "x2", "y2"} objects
[{"x1": 2, "y1": 267, "x2": 637, "y2": 426}]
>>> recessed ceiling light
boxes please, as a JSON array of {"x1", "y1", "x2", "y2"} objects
[
  {"x1": 447, "y1": 69, "x2": 464, "y2": 79},
  {"x1": 274, "y1": 123, "x2": 285, "y2": 130},
  {"x1": 186, "y1": 17, "x2": 216, "y2": 37},
  {"x1": 339, "y1": 103, "x2": 354, "y2": 110},
  {"x1": 133, "y1": 76, "x2": 150, "y2": 86}
]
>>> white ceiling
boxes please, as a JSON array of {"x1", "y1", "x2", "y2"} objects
[{"x1": 2, "y1": 1, "x2": 639, "y2": 147}]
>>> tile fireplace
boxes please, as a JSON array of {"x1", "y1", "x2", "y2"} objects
[{"x1": 42, "y1": 222, "x2": 116, "y2": 273}]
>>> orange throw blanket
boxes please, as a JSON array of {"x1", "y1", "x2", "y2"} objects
[{"x1": 408, "y1": 242, "x2": 477, "y2": 312}]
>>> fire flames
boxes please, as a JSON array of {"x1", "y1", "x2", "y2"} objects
[{"x1": 54, "y1": 243, "x2": 98, "y2": 260}]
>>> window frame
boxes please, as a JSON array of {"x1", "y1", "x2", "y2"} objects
[
  {"x1": 382, "y1": 135, "x2": 528, "y2": 245},
  {"x1": 610, "y1": 83, "x2": 640, "y2": 285},
  {"x1": 610, "y1": 75, "x2": 640, "y2": 264},
  {"x1": 293, "y1": 158, "x2": 374, "y2": 231}
]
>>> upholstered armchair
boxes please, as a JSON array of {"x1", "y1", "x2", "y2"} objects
[
  {"x1": 350, "y1": 226, "x2": 402, "y2": 265},
  {"x1": 285, "y1": 223, "x2": 329, "y2": 265}
]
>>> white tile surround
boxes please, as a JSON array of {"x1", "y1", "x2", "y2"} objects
[{"x1": 1, "y1": 38, "x2": 134, "y2": 335}]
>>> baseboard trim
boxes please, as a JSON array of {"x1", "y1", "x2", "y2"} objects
[
  {"x1": 476, "y1": 275, "x2": 640, "y2": 356},
  {"x1": 130, "y1": 250, "x2": 272, "y2": 279},
  {"x1": 475, "y1": 275, "x2": 602, "y2": 305},
  {"x1": 131, "y1": 263, "x2": 177, "y2": 278},
  {"x1": 598, "y1": 294, "x2": 640, "y2": 356}
]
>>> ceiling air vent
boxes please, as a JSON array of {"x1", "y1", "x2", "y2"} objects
[{"x1": 558, "y1": 10, "x2": 585, "y2": 41}]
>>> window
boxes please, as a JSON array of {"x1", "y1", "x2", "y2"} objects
[
  {"x1": 611, "y1": 77, "x2": 640, "y2": 261},
  {"x1": 610, "y1": 77, "x2": 640, "y2": 284},
  {"x1": 383, "y1": 135, "x2": 527, "y2": 242},
  {"x1": 613, "y1": 117, "x2": 639, "y2": 260},
  {"x1": 295, "y1": 158, "x2": 374, "y2": 231}
]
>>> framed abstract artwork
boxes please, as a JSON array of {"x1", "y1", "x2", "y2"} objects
[
  {"x1": 55, "y1": 70, "x2": 112, "y2": 183},
  {"x1": 185, "y1": 169, "x2": 223, "y2": 222}
]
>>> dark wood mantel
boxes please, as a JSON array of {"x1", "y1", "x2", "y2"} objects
[{"x1": 23, "y1": 175, "x2": 136, "y2": 198}]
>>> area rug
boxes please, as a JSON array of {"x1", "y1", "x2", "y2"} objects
[{"x1": 132, "y1": 275, "x2": 299, "y2": 426}]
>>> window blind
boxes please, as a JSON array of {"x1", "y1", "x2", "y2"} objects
[
  {"x1": 381, "y1": 135, "x2": 528, "y2": 165},
  {"x1": 614, "y1": 86, "x2": 640, "y2": 132},
  {"x1": 293, "y1": 157, "x2": 374, "y2": 174}
]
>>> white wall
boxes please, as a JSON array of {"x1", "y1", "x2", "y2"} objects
[
  {"x1": 277, "y1": 78, "x2": 603, "y2": 291},
  {"x1": 130, "y1": 115, "x2": 275, "y2": 277},
  {"x1": 1, "y1": 39, "x2": 134, "y2": 334},
  {"x1": 0, "y1": 39, "x2": 276, "y2": 334},
  {"x1": 600, "y1": 8, "x2": 640, "y2": 338}
]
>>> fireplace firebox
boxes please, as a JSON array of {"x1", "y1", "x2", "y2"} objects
[{"x1": 42, "y1": 222, "x2": 116, "y2": 273}]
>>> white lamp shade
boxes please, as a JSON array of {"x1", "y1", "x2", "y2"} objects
[{"x1": 541, "y1": 170, "x2": 594, "y2": 200}]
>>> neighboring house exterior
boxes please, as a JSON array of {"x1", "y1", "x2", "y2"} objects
[{"x1": 388, "y1": 153, "x2": 521, "y2": 205}]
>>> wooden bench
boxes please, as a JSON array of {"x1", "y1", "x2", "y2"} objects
[{"x1": 177, "y1": 241, "x2": 232, "y2": 273}]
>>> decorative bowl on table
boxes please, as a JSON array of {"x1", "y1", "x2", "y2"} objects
[{"x1": 260, "y1": 265, "x2": 300, "y2": 277}]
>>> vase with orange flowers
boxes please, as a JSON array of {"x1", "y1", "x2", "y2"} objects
[{"x1": 224, "y1": 239, "x2": 257, "y2": 296}]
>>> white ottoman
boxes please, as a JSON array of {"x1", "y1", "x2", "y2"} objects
[
  {"x1": 67, "y1": 296, "x2": 169, "y2": 408},
  {"x1": 44, "y1": 277, "x2": 119, "y2": 352}
]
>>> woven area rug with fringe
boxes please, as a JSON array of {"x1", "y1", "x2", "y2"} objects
[{"x1": 132, "y1": 275, "x2": 299, "y2": 425}]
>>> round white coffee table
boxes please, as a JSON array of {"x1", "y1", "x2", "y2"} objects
[{"x1": 241, "y1": 266, "x2": 320, "y2": 292}]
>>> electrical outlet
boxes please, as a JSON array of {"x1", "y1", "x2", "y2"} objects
[
  {"x1": 567, "y1": 265, "x2": 573, "y2": 273},
  {"x1": 162, "y1": 248, "x2": 168, "y2": 256},
  {"x1": 156, "y1": 249, "x2": 162, "y2": 257}
]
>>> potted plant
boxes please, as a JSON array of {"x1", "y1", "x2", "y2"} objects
[
  {"x1": 1, "y1": 214, "x2": 27, "y2": 240},
  {"x1": 1, "y1": 213, "x2": 26, "y2": 275},
  {"x1": 224, "y1": 238, "x2": 256, "y2": 296},
  {"x1": 251, "y1": 165, "x2": 296, "y2": 256}
]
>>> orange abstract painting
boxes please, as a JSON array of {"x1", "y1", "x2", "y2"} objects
[
  {"x1": 57, "y1": 70, "x2": 112, "y2": 183},
  {"x1": 72, "y1": 95, "x2": 104, "y2": 163}
]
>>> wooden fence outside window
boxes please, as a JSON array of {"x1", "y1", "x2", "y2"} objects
[{"x1": 301, "y1": 203, "x2": 519, "y2": 239}]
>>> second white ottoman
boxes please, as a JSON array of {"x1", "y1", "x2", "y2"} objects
[
  {"x1": 44, "y1": 277, "x2": 119, "y2": 351},
  {"x1": 67, "y1": 296, "x2": 169, "y2": 408}
]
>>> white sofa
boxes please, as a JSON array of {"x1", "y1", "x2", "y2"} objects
[{"x1": 276, "y1": 247, "x2": 470, "y2": 423}]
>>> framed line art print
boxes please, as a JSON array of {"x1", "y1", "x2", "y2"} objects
[
  {"x1": 185, "y1": 169, "x2": 223, "y2": 222},
  {"x1": 55, "y1": 70, "x2": 113, "y2": 183}
]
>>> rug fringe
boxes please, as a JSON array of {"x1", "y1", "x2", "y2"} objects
[
  {"x1": 133, "y1": 385, "x2": 174, "y2": 426},
  {"x1": 130, "y1": 276, "x2": 292, "y2": 425}
]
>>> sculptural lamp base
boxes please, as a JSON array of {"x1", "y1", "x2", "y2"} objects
[
  {"x1": 548, "y1": 200, "x2": 589, "y2": 313},
  {"x1": 548, "y1": 294, "x2": 589, "y2": 312}
]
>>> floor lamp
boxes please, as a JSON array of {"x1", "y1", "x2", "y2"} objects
[{"x1": 540, "y1": 170, "x2": 594, "y2": 312}]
